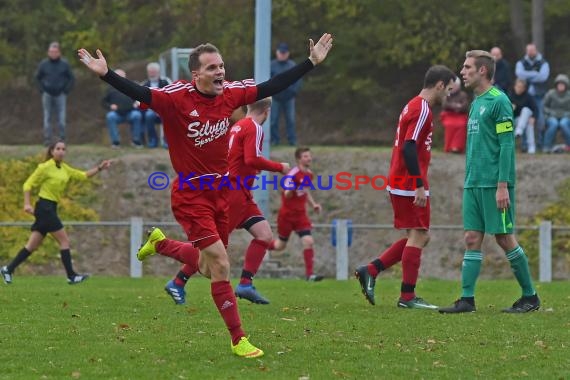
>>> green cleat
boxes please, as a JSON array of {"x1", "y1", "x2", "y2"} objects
[
  {"x1": 397, "y1": 296, "x2": 438, "y2": 310},
  {"x1": 137, "y1": 227, "x2": 166, "y2": 261},
  {"x1": 231, "y1": 337, "x2": 264, "y2": 358}
]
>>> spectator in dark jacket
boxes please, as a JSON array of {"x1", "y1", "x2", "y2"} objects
[
  {"x1": 509, "y1": 78, "x2": 538, "y2": 154},
  {"x1": 141, "y1": 62, "x2": 171, "y2": 148},
  {"x1": 270, "y1": 42, "x2": 302, "y2": 146},
  {"x1": 102, "y1": 69, "x2": 143, "y2": 148},
  {"x1": 543, "y1": 74, "x2": 570, "y2": 152},
  {"x1": 491, "y1": 46, "x2": 512, "y2": 93},
  {"x1": 35, "y1": 42, "x2": 75, "y2": 146}
]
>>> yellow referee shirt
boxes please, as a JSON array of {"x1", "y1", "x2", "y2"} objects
[{"x1": 23, "y1": 159, "x2": 88, "y2": 203}]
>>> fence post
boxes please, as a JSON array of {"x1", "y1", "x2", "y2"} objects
[
  {"x1": 335, "y1": 219, "x2": 349, "y2": 280},
  {"x1": 130, "y1": 217, "x2": 143, "y2": 278},
  {"x1": 538, "y1": 220, "x2": 552, "y2": 282}
]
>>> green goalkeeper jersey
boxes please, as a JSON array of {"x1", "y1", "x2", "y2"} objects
[{"x1": 464, "y1": 86, "x2": 516, "y2": 188}]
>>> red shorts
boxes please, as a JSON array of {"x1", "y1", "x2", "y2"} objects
[
  {"x1": 390, "y1": 193, "x2": 430, "y2": 230},
  {"x1": 277, "y1": 212, "x2": 312, "y2": 240},
  {"x1": 171, "y1": 186, "x2": 229, "y2": 250},
  {"x1": 227, "y1": 188, "x2": 264, "y2": 232}
]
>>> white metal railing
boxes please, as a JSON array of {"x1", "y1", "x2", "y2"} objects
[{"x1": 0, "y1": 219, "x2": 560, "y2": 281}]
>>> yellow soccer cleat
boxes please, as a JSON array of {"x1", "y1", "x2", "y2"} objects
[
  {"x1": 137, "y1": 227, "x2": 166, "y2": 261},
  {"x1": 231, "y1": 337, "x2": 264, "y2": 358}
]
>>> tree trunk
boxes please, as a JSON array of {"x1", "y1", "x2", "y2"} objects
[
  {"x1": 509, "y1": 0, "x2": 528, "y2": 55},
  {"x1": 532, "y1": 0, "x2": 545, "y2": 54}
]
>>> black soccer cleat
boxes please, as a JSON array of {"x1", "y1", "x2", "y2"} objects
[
  {"x1": 355, "y1": 265, "x2": 376, "y2": 305},
  {"x1": 502, "y1": 294, "x2": 540, "y2": 313},
  {"x1": 438, "y1": 298, "x2": 476, "y2": 314}
]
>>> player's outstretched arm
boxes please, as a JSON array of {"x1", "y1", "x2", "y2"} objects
[
  {"x1": 256, "y1": 33, "x2": 333, "y2": 100},
  {"x1": 77, "y1": 48, "x2": 151, "y2": 105}
]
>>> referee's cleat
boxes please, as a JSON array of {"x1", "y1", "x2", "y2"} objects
[
  {"x1": 355, "y1": 265, "x2": 376, "y2": 305},
  {"x1": 306, "y1": 274, "x2": 324, "y2": 282},
  {"x1": 1, "y1": 266, "x2": 12, "y2": 284},
  {"x1": 235, "y1": 284, "x2": 270, "y2": 304},
  {"x1": 68, "y1": 274, "x2": 89, "y2": 285},
  {"x1": 438, "y1": 299, "x2": 477, "y2": 314},
  {"x1": 164, "y1": 279, "x2": 186, "y2": 305},
  {"x1": 502, "y1": 294, "x2": 540, "y2": 313},
  {"x1": 231, "y1": 337, "x2": 264, "y2": 358},
  {"x1": 397, "y1": 296, "x2": 438, "y2": 310},
  {"x1": 137, "y1": 227, "x2": 166, "y2": 261}
]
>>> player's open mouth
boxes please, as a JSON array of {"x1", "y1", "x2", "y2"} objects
[{"x1": 213, "y1": 78, "x2": 223, "y2": 90}]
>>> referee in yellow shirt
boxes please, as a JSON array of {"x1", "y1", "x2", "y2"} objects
[{"x1": 1, "y1": 141, "x2": 111, "y2": 284}]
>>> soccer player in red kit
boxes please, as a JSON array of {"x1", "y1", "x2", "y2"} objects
[
  {"x1": 355, "y1": 65, "x2": 456, "y2": 309},
  {"x1": 78, "y1": 33, "x2": 333, "y2": 358},
  {"x1": 161, "y1": 97, "x2": 290, "y2": 305},
  {"x1": 268, "y1": 147, "x2": 324, "y2": 281}
]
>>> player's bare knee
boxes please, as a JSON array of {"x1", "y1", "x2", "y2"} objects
[
  {"x1": 464, "y1": 231, "x2": 482, "y2": 250},
  {"x1": 495, "y1": 234, "x2": 517, "y2": 251},
  {"x1": 301, "y1": 236, "x2": 314, "y2": 249},
  {"x1": 254, "y1": 229, "x2": 273, "y2": 244}
]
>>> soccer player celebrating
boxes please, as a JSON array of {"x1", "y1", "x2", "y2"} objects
[
  {"x1": 355, "y1": 66, "x2": 457, "y2": 309},
  {"x1": 268, "y1": 147, "x2": 324, "y2": 281},
  {"x1": 439, "y1": 51, "x2": 540, "y2": 314},
  {"x1": 78, "y1": 33, "x2": 332, "y2": 358},
  {"x1": 155, "y1": 97, "x2": 290, "y2": 305}
]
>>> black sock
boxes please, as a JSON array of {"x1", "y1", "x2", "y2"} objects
[
  {"x1": 460, "y1": 296, "x2": 475, "y2": 306},
  {"x1": 60, "y1": 249, "x2": 76, "y2": 278},
  {"x1": 7, "y1": 247, "x2": 32, "y2": 273}
]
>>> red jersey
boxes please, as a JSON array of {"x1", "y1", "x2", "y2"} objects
[
  {"x1": 388, "y1": 96, "x2": 433, "y2": 196},
  {"x1": 145, "y1": 79, "x2": 257, "y2": 181},
  {"x1": 280, "y1": 167, "x2": 314, "y2": 214},
  {"x1": 228, "y1": 117, "x2": 283, "y2": 189}
]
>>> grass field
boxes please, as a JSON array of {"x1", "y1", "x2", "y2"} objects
[{"x1": 0, "y1": 277, "x2": 568, "y2": 379}]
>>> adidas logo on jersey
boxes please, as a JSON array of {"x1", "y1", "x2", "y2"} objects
[{"x1": 190, "y1": 109, "x2": 200, "y2": 117}]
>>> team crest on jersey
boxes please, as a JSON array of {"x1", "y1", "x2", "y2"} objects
[{"x1": 187, "y1": 117, "x2": 230, "y2": 147}]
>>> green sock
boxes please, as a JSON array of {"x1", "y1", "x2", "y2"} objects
[
  {"x1": 506, "y1": 246, "x2": 536, "y2": 297},
  {"x1": 461, "y1": 250, "x2": 483, "y2": 298}
]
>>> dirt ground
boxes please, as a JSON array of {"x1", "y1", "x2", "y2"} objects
[{"x1": 1, "y1": 145, "x2": 569, "y2": 280}]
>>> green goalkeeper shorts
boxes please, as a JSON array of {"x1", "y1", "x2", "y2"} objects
[{"x1": 463, "y1": 187, "x2": 515, "y2": 234}]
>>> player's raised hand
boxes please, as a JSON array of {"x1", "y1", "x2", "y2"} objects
[
  {"x1": 77, "y1": 48, "x2": 109, "y2": 76},
  {"x1": 313, "y1": 203, "x2": 322, "y2": 214},
  {"x1": 308, "y1": 33, "x2": 333, "y2": 66},
  {"x1": 280, "y1": 162, "x2": 291, "y2": 174}
]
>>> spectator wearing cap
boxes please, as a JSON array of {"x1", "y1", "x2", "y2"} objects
[
  {"x1": 270, "y1": 42, "x2": 302, "y2": 146},
  {"x1": 542, "y1": 74, "x2": 570, "y2": 152}
]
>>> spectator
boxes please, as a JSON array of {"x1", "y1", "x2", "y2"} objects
[
  {"x1": 515, "y1": 43, "x2": 550, "y2": 148},
  {"x1": 141, "y1": 62, "x2": 171, "y2": 148},
  {"x1": 439, "y1": 77, "x2": 469, "y2": 153},
  {"x1": 35, "y1": 42, "x2": 75, "y2": 146},
  {"x1": 490, "y1": 46, "x2": 512, "y2": 93},
  {"x1": 509, "y1": 78, "x2": 538, "y2": 154},
  {"x1": 542, "y1": 74, "x2": 570, "y2": 153},
  {"x1": 102, "y1": 69, "x2": 143, "y2": 149},
  {"x1": 270, "y1": 42, "x2": 302, "y2": 146}
]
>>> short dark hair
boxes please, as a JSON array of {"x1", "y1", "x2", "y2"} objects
[
  {"x1": 247, "y1": 97, "x2": 272, "y2": 114},
  {"x1": 295, "y1": 147, "x2": 311, "y2": 160},
  {"x1": 188, "y1": 43, "x2": 220, "y2": 72},
  {"x1": 466, "y1": 50, "x2": 495, "y2": 80},
  {"x1": 423, "y1": 65, "x2": 457, "y2": 89}
]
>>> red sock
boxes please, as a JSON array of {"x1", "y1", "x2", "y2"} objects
[
  {"x1": 303, "y1": 248, "x2": 314, "y2": 277},
  {"x1": 211, "y1": 281, "x2": 244, "y2": 345},
  {"x1": 240, "y1": 239, "x2": 269, "y2": 286},
  {"x1": 401, "y1": 246, "x2": 422, "y2": 301},
  {"x1": 367, "y1": 238, "x2": 407, "y2": 277},
  {"x1": 173, "y1": 264, "x2": 194, "y2": 287},
  {"x1": 156, "y1": 239, "x2": 199, "y2": 270},
  {"x1": 267, "y1": 240, "x2": 277, "y2": 250}
]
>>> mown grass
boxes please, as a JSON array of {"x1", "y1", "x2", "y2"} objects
[{"x1": 0, "y1": 277, "x2": 568, "y2": 379}]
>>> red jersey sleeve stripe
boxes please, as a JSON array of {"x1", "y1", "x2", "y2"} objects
[
  {"x1": 411, "y1": 99, "x2": 430, "y2": 141},
  {"x1": 255, "y1": 122, "x2": 263, "y2": 157}
]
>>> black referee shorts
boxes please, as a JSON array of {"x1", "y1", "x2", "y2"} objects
[{"x1": 31, "y1": 198, "x2": 63, "y2": 235}]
